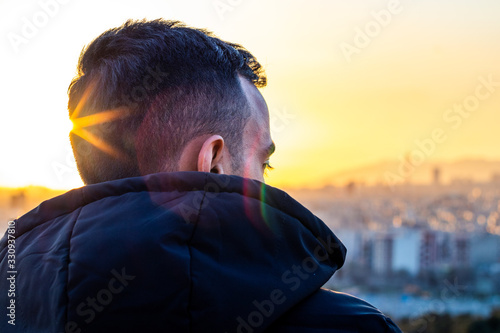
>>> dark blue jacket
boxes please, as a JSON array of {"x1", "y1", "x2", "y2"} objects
[{"x1": 0, "y1": 172, "x2": 401, "y2": 332}]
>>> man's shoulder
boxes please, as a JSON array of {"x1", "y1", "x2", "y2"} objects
[{"x1": 268, "y1": 288, "x2": 402, "y2": 333}]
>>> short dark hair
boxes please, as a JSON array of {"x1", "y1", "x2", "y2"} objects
[{"x1": 68, "y1": 19, "x2": 266, "y2": 184}]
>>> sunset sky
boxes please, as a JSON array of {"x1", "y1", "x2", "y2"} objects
[{"x1": 1, "y1": 0, "x2": 499, "y2": 189}]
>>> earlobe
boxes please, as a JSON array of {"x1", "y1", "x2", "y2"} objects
[{"x1": 197, "y1": 135, "x2": 225, "y2": 174}]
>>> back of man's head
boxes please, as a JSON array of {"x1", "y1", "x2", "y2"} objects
[{"x1": 68, "y1": 19, "x2": 266, "y2": 184}]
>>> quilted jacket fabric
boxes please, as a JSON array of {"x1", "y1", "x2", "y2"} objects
[{"x1": 0, "y1": 172, "x2": 401, "y2": 332}]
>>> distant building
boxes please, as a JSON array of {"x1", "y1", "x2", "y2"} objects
[
  {"x1": 420, "y1": 230, "x2": 438, "y2": 271},
  {"x1": 491, "y1": 173, "x2": 500, "y2": 184},
  {"x1": 393, "y1": 229, "x2": 420, "y2": 275},
  {"x1": 433, "y1": 167, "x2": 441, "y2": 185},
  {"x1": 453, "y1": 234, "x2": 469, "y2": 267},
  {"x1": 375, "y1": 229, "x2": 471, "y2": 276},
  {"x1": 372, "y1": 234, "x2": 393, "y2": 275},
  {"x1": 345, "y1": 181, "x2": 356, "y2": 195},
  {"x1": 470, "y1": 233, "x2": 500, "y2": 268}
]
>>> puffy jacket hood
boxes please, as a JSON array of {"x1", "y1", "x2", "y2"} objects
[{"x1": 0, "y1": 172, "x2": 346, "y2": 332}]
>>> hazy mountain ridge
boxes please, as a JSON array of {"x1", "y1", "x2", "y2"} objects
[{"x1": 321, "y1": 158, "x2": 500, "y2": 187}]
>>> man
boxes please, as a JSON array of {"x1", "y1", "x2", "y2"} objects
[{"x1": 0, "y1": 19, "x2": 401, "y2": 332}]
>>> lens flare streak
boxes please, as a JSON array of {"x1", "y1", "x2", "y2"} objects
[{"x1": 70, "y1": 80, "x2": 130, "y2": 160}]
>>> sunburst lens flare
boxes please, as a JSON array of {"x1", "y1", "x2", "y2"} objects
[
  {"x1": 71, "y1": 108, "x2": 129, "y2": 130},
  {"x1": 71, "y1": 127, "x2": 127, "y2": 160},
  {"x1": 70, "y1": 87, "x2": 131, "y2": 160},
  {"x1": 70, "y1": 80, "x2": 97, "y2": 121}
]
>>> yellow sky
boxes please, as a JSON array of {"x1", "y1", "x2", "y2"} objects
[{"x1": 0, "y1": 0, "x2": 499, "y2": 189}]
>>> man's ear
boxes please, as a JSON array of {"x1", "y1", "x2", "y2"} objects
[{"x1": 197, "y1": 135, "x2": 225, "y2": 174}]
